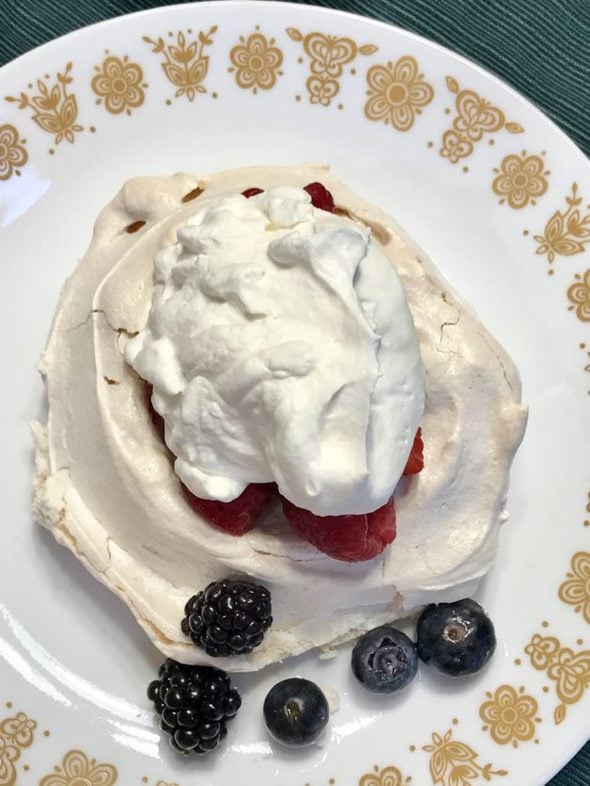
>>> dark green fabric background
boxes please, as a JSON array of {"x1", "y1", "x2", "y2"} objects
[{"x1": 1, "y1": 0, "x2": 588, "y2": 782}]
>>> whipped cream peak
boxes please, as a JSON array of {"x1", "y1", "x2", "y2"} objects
[{"x1": 125, "y1": 186, "x2": 425, "y2": 515}]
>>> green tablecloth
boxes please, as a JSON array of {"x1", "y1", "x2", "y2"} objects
[{"x1": 1, "y1": 0, "x2": 589, "y2": 782}]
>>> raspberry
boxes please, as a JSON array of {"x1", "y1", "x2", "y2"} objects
[
  {"x1": 240, "y1": 183, "x2": 335, "y2": 211},
  {"x1": 303, "y1": 181, "x2": 335, "y2": 212},
  {"x1": 282, "y1": 497, "x2": 396, "y2": 562},
  {"x1": 403, "y1": 428, "x2": 424, "y2": 476},
  {"x1": 183, "y1": 483, "x2": 278, "y2": 536},
  {"x1": 242, "y1": 187, "x2": 264, "y2": 198},
  {"x1": 182, "y1": 579, "x2": 272, "y2": 656}
]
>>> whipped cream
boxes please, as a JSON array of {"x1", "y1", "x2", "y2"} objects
[
  {"x1": 125, "y1": 187, "x2": 424, "y2": 515},
  {"x1": 33, "y1": 165, "x2": 527, "y2": 671}
]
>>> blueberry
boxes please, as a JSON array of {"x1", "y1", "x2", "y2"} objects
[
  {"x1": 263, "y1": 678, "x2": 329, "y2": 746},
  {"x1": 351, "y1": 625, "x2": 418, "y2": 693},
  {"x1": 416, "y1": 598, "x2": 496, "y2": 676}
]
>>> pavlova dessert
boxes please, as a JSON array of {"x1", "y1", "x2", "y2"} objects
[{"x1": 33, "y1": 165, "x2": 526, "y2": 755}]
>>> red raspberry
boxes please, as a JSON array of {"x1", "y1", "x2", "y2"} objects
[
  {"x1": 184, "y1": 483, "x2": 278, "y2": 536},
  {"x1": 403, "y1": 428, "x2": 424, "y2": 476},
  {"x1": 242, "y1": 187, "x2": 264, "y2": 198},
  {"x1": 303, "y1": 182, "x2": 335, "y2": 212},
  {"x1": 282, "y1": 497, "x2": 396, "y2": 562}
]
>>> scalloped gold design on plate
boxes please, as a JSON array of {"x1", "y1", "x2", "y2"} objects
[
  {"x1": 492, "y1": 151, "x2": 549, "y2": 209},
  {"x1": 0, "y1": 124, "x2": 28, "y2": 180},
  {"x1": 524, "y1": 631, "x2": 590, "y2": 724},
  {"x1": 5, "y1": 63, "x2": 83, "y2": 147},
  {"x1": 558, "y1": 551, "x2": 590, "y2": 622},
  {"x1": 229, "y1": 28, "x2": 283, "y2": 93},
  {"x1": 39, "y1": 750, "x2": 117, "y2": 786},
  {"x1": 91, "y1": 53, "x2": 147, "y2": 115},
  {"x1": 479, "y1": 685, "x2": 541, "y2": 747},
  {"x1": 286, "y1": 27, "x2": 377, "y2": 106},
  {"x1": 0, "y1": 708, "x2": 37, "y2": 786},
  {"x1": 534, "y1": 183, "x2": 590, "y2": 264},
  {"x1": 364, "y1": 56, "x2": 434, "y2": 132},
  {"x1": 439, "y1": 76, "x2": 523, "y2": 164},
  {"x1": 421, "y1": 728, "x2": 507, "y2": 785},
  {"x1": 143, "y1": 27, "x2": 217, "y2": 102}
]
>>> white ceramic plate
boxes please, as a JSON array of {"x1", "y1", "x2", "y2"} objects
[{"x1": 1, "y1": 2, "x2": 589, "y2": 784}]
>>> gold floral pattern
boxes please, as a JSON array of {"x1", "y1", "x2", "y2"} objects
[
  {"x1": 422, "y1": 729, "x2": 507, "y2": 785},
  {"x1": 439, "y1": 76, "x2": 523, "y2": 163},
  {"x1": 5, "y1": 63, "x2": 83, "y2": 145},
  {"x1": 0, "y1": 124, "x2": 28, "y2": 180},
  {"x1": 558, "y1": 551, "x2": 590, "y2": 622},
  {"x1": 567, "y1": 270, "x2": 590, "y2": 321},
  {"x1": 143, "y1": 28, "x2": 217, "y2": 101},
  {"x1": 287, "y1": 27, "x2": 377, "y2": 106},
  {"x1": 0, "y1": 708, "x2": 36, "y2": 786},
  {"x1": 534, "y1": 183, "x2": 590, "y2": 263},
  {"x1": 364, "y1": 57, "x2": 434, "y2": 131},
  {"x1": 229, "y1": 30, "x2": 283, "y2": 93},
  {"x1": 525, "y1": 632, "x2": 590, "y2": 724},
  {"x1": 40, "y1": 750, "x2": 117, "y2": 786},
  {"x1": 479, "y1": 685, "x2": 540, "y2": 747},
  {"x1": 91, "y1": 54, "x2": 147, "y2": 115},
  {"x1": 492, "y1": 152, "x2": 549, "y2": 209},
  {"x1": 0, "y1": 737, "x2": 18, "y2": 786},
  {"x1": 358, "y1": 764, "x2": 411, "y2": 785}
]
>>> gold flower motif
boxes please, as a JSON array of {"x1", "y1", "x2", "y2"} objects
[
  {"x1": 91, "y1": 55, "x2": 147, "y2": 115},
  {"x1": 438, "y1": 77, "x2": 523, "y2": 164},
  {"x1": 422, "y1": 728, "x2": 507, "y2": 785},
  {"x1": 547, "y1": 646, "x2": 590, "y2": 704},
  {"x1": 229, "y1": 31, "x2": 283, "y2": 93},
  {"x1": 567, "y1": 270, "x2": 590, "y2": 322},
  {"x1": 0, "y1": 735, "x2": 19, "y2": 786},
  {"x1": 525, "y1": 632, "x2": 590, "y2": 724},
  {"x1": 479, "y1": 685, "x2": 540, "y2": 747},
  {"x1": 286, "y1": 27, "x2": 377, "y2": 107},
  {"x1": 492, "y1": 152, "x2": 549, "y2": 209},
  {"x1": 143, "y1": 28, "x2": 217, "y2": 102},
  {"x1": 534, "y1": 183, "x2": 590, "y2": 263},
  {"x1": 0, "y1": 124, "x2": 28, "y2": 180},
  {"x1": 0, "y1": 712, "x2": 36, "y2": 748},
  {"x1": 0, "y1": 708, "x2": 36, "y2": 786},
  {"x1": 5, "y1": 62, "x2": 83, "y2": 146},
  {"x1": 558, "y1": 551, "x2": 590, "y2": 621},
  {"x1": 525, "y1": 633, "x2": 560, "y2": 669},
  {"x1": 359, "y1": 764, "x2": 407, "y2": 786},
  {"x1": 364, "y1": 57, "x2": 434, "y2": 131},
  {"x1": 39, "y1": 750, "x2": 118, "y2": 786}
]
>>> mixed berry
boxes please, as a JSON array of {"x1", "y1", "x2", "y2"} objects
[
  {"x1": 146, "y1": 574, "x2": 495, "y2": 755},
  {"x1": 143, "y1": 183, "x2": 493, "y2": 759}
]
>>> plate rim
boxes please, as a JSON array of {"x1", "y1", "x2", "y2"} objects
[{"x1": 1, "y1": 0, "x2": 588, "y2": 169}]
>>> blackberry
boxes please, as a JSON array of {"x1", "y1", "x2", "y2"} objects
[
  {"x1": 147, "y1": 659, "x2": 241, "y2": 755},
  {"x1": 182, "y1": 579, "x2": 272, "y2": 657}
]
